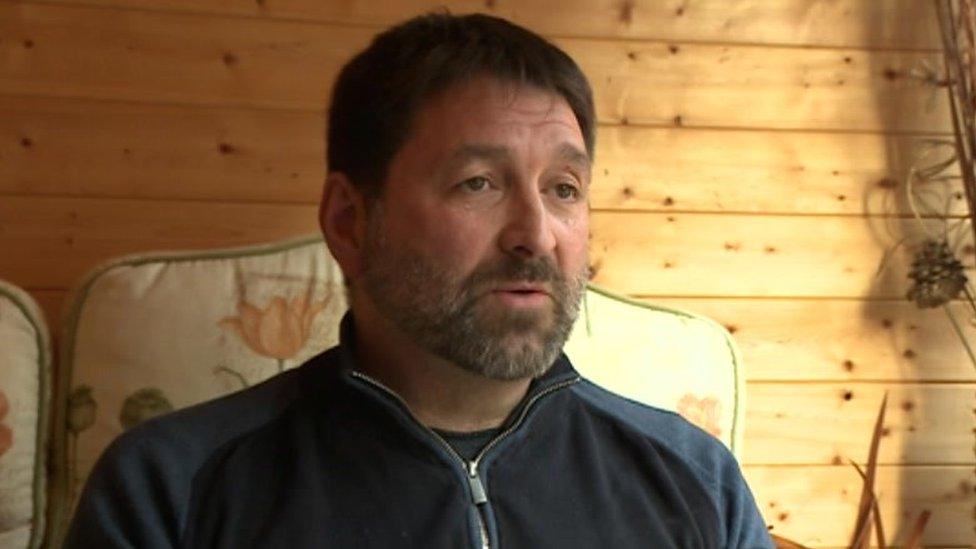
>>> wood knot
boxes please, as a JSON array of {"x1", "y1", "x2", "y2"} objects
[
  {"x1": 881, "y1": 318, "x2": 893, "y2": 328},
  {"x1": 20, "y1": 137, "x2": 33, "y2": 148},
  {"x1": 663, "y1": 196, "x2": 674, "y2": 206},
  {"x1": 621, "y1": 186, "x2": 634, "y2": 198},
  {"x1": 673, "y1": 115, "x2": 683, "y2": 126},
  {"x1": 842, "y1": 360, "x2": 854, "y2": 372},
  {"x1": 724, "y1": 324, "x2": 738, "y2": 334},
  {"x1": 901, "y1": 400, "x2": 915, "y2": 412},
  {"x1": 842, "y1": 390, "x2": 853, "y2": 401},
  {"x1": 877, "y1": 178, "x2": 898, "y2": 189},
  {"x1": 836, "y1": 194, "x2": 846, "y2": 201},
  {"x1": 903, "y1": 349, "x2": 916, "y2": 359},
  {"x1": 218, "y1": 142, "x2": 236, "y2": 155},
  {"x1": 668, "y1": 44, "x2": 679, "y2": 55},
  {"x1": 222, "y1": 52, "x2": 238, "y2": 66},
  {"x1": 587, "y1": 260, "x2": 602, "y2": 280},
  {"x1": 882, "y1": 68, "x2": 900, "y2": 80},
  {"x1": 23, "y1": 39, "x2": 34, "y2": 49},
  {"x1": 619, "y1": 0, "x2": 634, "y2": 23}
]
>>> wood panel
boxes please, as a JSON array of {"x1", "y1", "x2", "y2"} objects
[
  {"x1": 652, "y1": 298, "x2": 976, "y2": 382},
  {"x1": 30, "y1": 288, "x2": 65, "y2": 340},
  {"x1": 24, "y1": 0, "x2": 941, "y2": 50},
  {"x1": 0, "y1": 196, "x2": 320, "y2": 288},
  {"x1": 744, "y1": 465, "x2": 974, "y2": 547},
  {"x1": 0, "y1": 3, "x2": 949, "y2": 131},
  {"x1": 3, "y1": 198, "x2": 968, "y2": 296},
  {"x1": 594, "y1": 127, "x2": 963, "y2": 216},
  {"x1": 0, "y1": 96, "x2": 324, "y2": 203},
  {"x1": 3, "y1": 95, "x2": 961, "y2": 216},
  {"x1": 743, "y1": 383, "x2": 975, "y2": 466},
  {"x1": 589, "y1": 211, "x2": 971, "y2": 298}
]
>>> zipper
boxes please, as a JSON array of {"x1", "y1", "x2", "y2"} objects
[{"x1": 348, "y1": 370, "x2": 580, "y2": 549}]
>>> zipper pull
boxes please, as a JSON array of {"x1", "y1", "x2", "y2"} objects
[{"x1": 467, "y1": 461, "x2": 488, "y2": 505}]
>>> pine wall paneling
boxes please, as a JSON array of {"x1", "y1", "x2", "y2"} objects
[
  {"x1": 1, "y1": 0, "x2": 972, "y2": 545},
  {"x1": 24, "y1": 0, "x2": 943, "y2": 50}
]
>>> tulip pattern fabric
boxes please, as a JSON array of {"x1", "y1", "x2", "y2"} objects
[
  {"x1": 49, "y1": 235, "x2": 743, "y2": 545},
  {"x1": 0, "y1": 279, "x2": 52, "y2": 549},
  {"x1": 51, "y1": 236, "x2": 346, "y2": 543}
]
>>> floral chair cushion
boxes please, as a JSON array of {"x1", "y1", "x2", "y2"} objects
[
  {"x1": 49, "y1": 235, "x2": 743, "y2": 542},
  {"x1": 0, "y1": 279, "x2": 52, "y2": 549},
  {"x1": 564, "y1": 286, "x2": 743, "y2": 453}
]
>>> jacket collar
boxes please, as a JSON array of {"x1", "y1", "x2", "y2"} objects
[{"x1": 333, "y1": 311, "x2": 580, "y2": 405}]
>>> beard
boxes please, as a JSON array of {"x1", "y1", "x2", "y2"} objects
[{"x1": 359, "y1": 211, "x2": 588, "y2": 380}]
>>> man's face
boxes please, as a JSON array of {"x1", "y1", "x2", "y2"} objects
[{"x1": 358, "y1": 76, "x2": 591, "y2": 380}]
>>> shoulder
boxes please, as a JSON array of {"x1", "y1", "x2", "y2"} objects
[
  {"x1": 569, "y1": 378, "x2": 735, "y2": 477},
  {"x1": 112, "y1": 348, "x2": 336, "y2": 462},
  {"x1": 64, "y1": 348, "x2": 341, "y2": 548},
  {"x1": 568, "y1": 378, "x2": 775, "y2": 549}
]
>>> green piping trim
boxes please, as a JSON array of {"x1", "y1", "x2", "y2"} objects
[
  {"x1": 583, "y1": 282, "x2": 745, "y2": 456},
  {"x1": 47, "y1": 234, "x2": 325, "y2": 545},
  {"x1": 0, "y1": 281, "x2": 53, "y2": 549}
]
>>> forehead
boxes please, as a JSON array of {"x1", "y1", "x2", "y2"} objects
[{"x1": 403, "y1": 76, "x2": 586, "y2": 158}]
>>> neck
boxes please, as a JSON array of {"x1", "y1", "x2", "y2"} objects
[{"x1": 349, "y1": 300, "x2": 532, "y2": 433}]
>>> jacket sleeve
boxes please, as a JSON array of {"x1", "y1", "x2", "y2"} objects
[
  {"x1": 720, "y1": 459, "x2": 776, "y2": 549},
  {"x1": 63, "y1": 425, "x2": 191, "y2": 549}
]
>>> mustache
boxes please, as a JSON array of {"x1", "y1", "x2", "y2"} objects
[{"x1": 465, "y1": 256, "x2": 564, "y2": 290}]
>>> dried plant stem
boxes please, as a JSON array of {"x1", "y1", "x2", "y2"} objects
[
  {"x1": 943, "y1": 303, "x2": 976, "y2": 371},
  {"x1": 936, "y1": 0, "x2": 976, "y2": 248}
]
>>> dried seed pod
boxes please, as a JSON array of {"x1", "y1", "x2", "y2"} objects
[{"x1": 906, "y1": 239, "x2": 967, "y2": 308}]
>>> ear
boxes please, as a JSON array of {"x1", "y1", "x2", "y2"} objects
[{"x1": 319, "y1": 172, "x2": 369, "y2": 281}]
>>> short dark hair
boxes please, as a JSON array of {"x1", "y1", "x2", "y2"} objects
[{"x1": 326, "y1": 12, "x2": 596, "y2": 200}]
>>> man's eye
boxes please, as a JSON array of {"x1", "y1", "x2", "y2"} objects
[
  {"x1": 554, "y1": 182, "x2": 580, "y2": 200},
  {"x1": 460, "y1": 176, "x2": 490, "y2": 193}
]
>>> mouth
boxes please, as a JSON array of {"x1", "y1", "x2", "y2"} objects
[
  {"x1": 493, "y1": 282, "x2": 550, "y2": 295},
  {"x1": 488, "y1": 283, "x2": 552, "y2": 306}
]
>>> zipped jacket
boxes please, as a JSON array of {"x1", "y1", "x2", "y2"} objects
[{"x1": 65, "y1": 317, "x2": 775, "y2": 549}]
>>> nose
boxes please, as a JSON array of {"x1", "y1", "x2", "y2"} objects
[{"x1": 498, "y1": 185, "x2": 557, "y2": 259}]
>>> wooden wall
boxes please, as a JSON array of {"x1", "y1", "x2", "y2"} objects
[{"x1": 1, "y1": 0, "x2": 973, "y2": 545}]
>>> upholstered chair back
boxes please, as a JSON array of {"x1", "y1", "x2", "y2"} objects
[
  {"x1": 0, "y1": 279, "x2": 53, "y2": 549},
  {"x1": 47, "y1": 236, "x2": 744, "y2": 543}
]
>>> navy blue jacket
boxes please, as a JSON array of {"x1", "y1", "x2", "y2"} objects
[{"x1": 66, "y1": 320, "x2": 774, "y2": 548}]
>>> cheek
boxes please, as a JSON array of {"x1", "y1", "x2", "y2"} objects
[
  {"x1": 398, "y1": 205, "x2": 496, "y2": 266},
  {"x1": 557, "y1": 213, "x2": 590, "y2": 273}
]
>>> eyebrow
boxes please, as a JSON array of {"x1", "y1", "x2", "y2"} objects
[
  {"x1": 447, "y1": 144, "x2": 511, "y2": 167},
  {"x1": 554, "y1": 143, "x2": 591, "y2": 173}
]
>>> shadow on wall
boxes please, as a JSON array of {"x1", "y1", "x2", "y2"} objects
[{"x1": 861, "y1": 0, "x2": 974, "y2": 546}]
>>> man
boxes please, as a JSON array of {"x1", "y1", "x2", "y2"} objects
[{"x1": 66, "y1": 13, "x2": 774, "y2": 548}]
